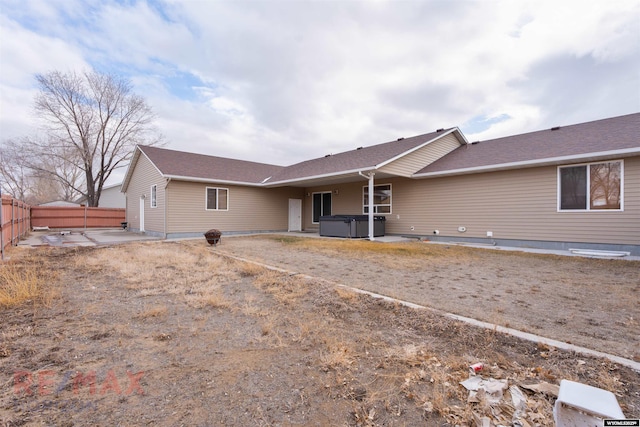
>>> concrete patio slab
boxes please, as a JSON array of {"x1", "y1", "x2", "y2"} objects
[{"x1": 17, "y1": 228, "x2": 162, "y2": 247}]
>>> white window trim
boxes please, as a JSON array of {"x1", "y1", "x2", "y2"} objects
[
  {"x1": 557, "y1": 160, "x2": 624, "y2": 212},
  {"x1": 362, "y1": 183, "x2": 392, "y2": 215},
  {"x1": 311, "y1": 191, "x2": 332, "y2": 224},
  {"x1": 150, "y1": 184, "x2": 157, "y2": 209},
  {"x1": 205, "y1": 187, "x2": 229, "y2": 211}
]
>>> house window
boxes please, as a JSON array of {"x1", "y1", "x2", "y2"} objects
[
  {"x1": 150, "y1": 185, "x2": 157, "y2": 208},
  {"x1": 558, "y1": 161, "x2": 622, "y2": 211},
  {"x1": 206, "y1": 187, "x2": 229, "y2": 211},
  {"x1": 363, "y1": 184, "x2": 392, "y2": 214},
  {"x1": 312, "y1": 192, "x2": 332, "y2": 223}
]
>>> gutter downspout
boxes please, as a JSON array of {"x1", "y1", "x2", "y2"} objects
[
  {"x1": 164, "y1": 178, "x2": 171, "y2": 239},
  {"x1": 358, "y1": 171, "x2": 375, "y2": 241}
]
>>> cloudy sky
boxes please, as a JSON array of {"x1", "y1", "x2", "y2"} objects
[{"x1": 1, "y1": 0, "x2": 638, "y2": 179}]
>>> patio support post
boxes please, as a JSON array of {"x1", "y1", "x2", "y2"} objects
[
  {"x1": 358, "y1": 171, "x2": 376, "y2": 241},
  {"x1": 368, "y1": 172, "x2": 375, "y2": 241}
]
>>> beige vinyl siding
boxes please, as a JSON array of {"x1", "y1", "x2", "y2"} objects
[
  {"x1": 387, "y1": 156, "x2": 640, "y2": 245},
  {"x1": 378, "y1": 133, "x2": 462, "y2": 177},
  {"x1": 302, "y1": 184, "x2": 366, "y2": 230},
  {"x1": 125, "y1": 153, "x2": 165, "y2": 233},
  {"x1": 167, "y1": 180, "x2": 303, "y2": 233}
]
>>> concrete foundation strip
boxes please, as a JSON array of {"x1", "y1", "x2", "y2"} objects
[{"x1": 215, "y1": 250, "x2": 640, "y2": 373}]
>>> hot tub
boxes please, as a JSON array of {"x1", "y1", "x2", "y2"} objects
[{"x1": 319, "y1": 215, "x2": 385, "y2": 238}]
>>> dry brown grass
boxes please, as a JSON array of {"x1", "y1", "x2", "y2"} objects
[
  {"x1": 3, "y1": 239, "x2": 636, "y2": 425},
  {"x1": 320, "y1": 335, "x2": 356, "y2": 370},
  {"x1": 134, "y1": 305, "x2": 168, "y2": 319},
  {"x1": 258, "y1": 235, "x2": 487, "y2": 272},
  {"x1": 233, "y1": 260, "x2": 267, "y2": 277},
  {"x1": 74, "y1": 243, "x2": 243, "y2": 311},
  {"x1": 262, "y1": 234, "x2": 475, "y2": 258},
  {"x1": 335, "y1": 286, "x2": 360, "y2": 302},
  {"x1": 252, "y1": 269, "x2": 309, "y2": 304},
  {"x1": 240, "y1": 294, "x2": 270, "y2": 317},
  {"x1": 0, "y1": 256, "x2": 57, "y2": 308},
  {"x1": 63, "y1": 242, "x2": 243, "y2": 313},
  {"x1": 201, "y1": 292, "x2": 232, "y2": 309},
  {"x1": 78, "y1": 243, "x2": 240, "y2": 293}
]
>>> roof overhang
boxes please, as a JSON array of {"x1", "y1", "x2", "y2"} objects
[
  {"x1": 413, "y1": 147, "x2": 640, "y2": 179},
  {"x1": 265, "y1": 170, "x2": 403, "y2": 187},
  {"x1": 121, "y1": 148, "x2": 141, "y2": 193},
  {"x1": 263, "y1": 128, "x2": 468, "y2": 187},
  {"x1": 122, "y1": 146, "x2": 165, "y2": 192},
  {"x1": 163, "y1": 174, "x2": 265, "y2": 187},
  {"x1": 263, "y1": 166, "x2": 377, "y2": 187}
]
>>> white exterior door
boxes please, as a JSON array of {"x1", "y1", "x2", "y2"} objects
[
  {"x1": 288, "y1": 199, "x2": 302, "y2": 232},
  {"x1": 139, "y1": 196, "x2": 145, "y2": 232}
]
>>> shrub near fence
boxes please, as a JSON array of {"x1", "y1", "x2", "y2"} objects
[
  {"x1": 30, "y1": 206, "x2": 125, "y2": 229},
  {"x1": 1, "y1": 194, "x2": 31, "y2": 255}
]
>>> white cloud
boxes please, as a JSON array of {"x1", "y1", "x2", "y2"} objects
[
  {"x1": 0, "y1": 0, "x2": 638, "y2": 166},
  {"x1": 0, "y1": 10, "x2": 90, "y2": 139}
]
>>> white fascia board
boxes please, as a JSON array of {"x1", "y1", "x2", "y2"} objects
[
  {"x1": 103, "y1": 183, "x2": 123, "y2": 191},
  {"x1": 263, "y1": 166, "x2": 378, "y2": 187},
  {"x1": 164, "y1": 174, "x2": 263, "y2": 187},
  {"x1": 123, "y1": 145, "x2": 167, "y2": 193},
  {"x1": 413, "y1": 147, "x2": 640, "y2": 178},
  {"x1": 375, "y1": 128, "x2": 466, "y2": 169},
  {"x1": 121, "y1": 147, "x2": 142, "y2": 193}
]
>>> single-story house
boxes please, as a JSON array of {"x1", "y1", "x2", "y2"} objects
[
  {"x1": 76, "y1": 183, "x2": 126, "y2": 208},
  {"x1": 39, "y1": 200, "x2": 82, "y2": 207},
  {"x1": 121, "y1": 113, "x2": 640, "y2": 255},
  {"x1": 95, "y1": 183, "x2": 126, "y2": 208}
]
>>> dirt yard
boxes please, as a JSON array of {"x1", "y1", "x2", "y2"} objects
[
  {"x1": 216, "y1": 235, "x2": 640, "y2": 361},
  {"x1": 1, "y1": 235, "x2": 638, "y2": 426}
]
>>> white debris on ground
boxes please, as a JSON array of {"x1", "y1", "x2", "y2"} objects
[{"x1": 459, "y1": 367, "x2": 560, "y2": 427}]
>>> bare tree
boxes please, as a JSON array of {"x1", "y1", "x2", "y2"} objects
[
  {"x1": 26, "y1": 137, "x2": 86, "y2": 202},
  {"x1": 25, "y1": 70, "x2": 161, "y2": 206},
  {"x1": 0, "y1": 138, "x2": 82, "y2": 204},
  {"x1": 0, "y1": 140, "x2": 33, "y2": 202}
]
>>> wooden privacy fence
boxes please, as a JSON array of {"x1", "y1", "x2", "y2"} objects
[
  {"x1": 31, "y1": 206, "x2": 125, "y2": 229},
  {"x1": 1, "y1": 194, "x2": 31, "y2": 255},
  {"x1": 1, "y1": 197, "x2": 126, "y2": 257}
]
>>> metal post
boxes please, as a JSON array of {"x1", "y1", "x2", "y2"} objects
[
  {"x1": 0, "y1": 189, "x2": 5, "y2": 261},
  {"x1": 11, "y1": 198, "x2": 15, "y2": 246}
]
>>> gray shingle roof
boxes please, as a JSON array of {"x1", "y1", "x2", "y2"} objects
[
  {"x1": 136, "y1": 129, "x2": 455, "y2": 185},
  {"x1": 267, "y1": 129, "x2": 452, "y2": 183},
  {"x1": 138, "y1": 145, "x2": 285, "y2": 184},
  {"x1": 129, "y1": 113, "x2": 639, "y2": 188},
  {"x1": 416, "y1": 113, "x2": 640, "y2": 176}
]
